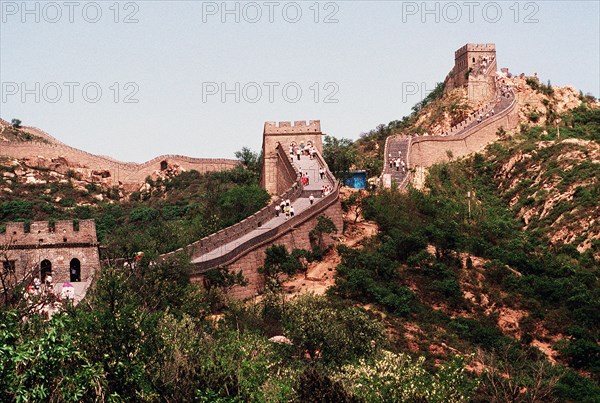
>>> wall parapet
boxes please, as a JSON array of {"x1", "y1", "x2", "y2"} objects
[
  {"x1": 264, "y1": 120, "x2": 321, "y2": 135},
  {"x1": 455, "y1": 43, "x2": 496, "y2": 58},
  {"x1": 0, "y1": 219, "x2": 98, "y2": 246},
  {"x1": 190, "y1": 181, "x2": 341, "y2": 273}
]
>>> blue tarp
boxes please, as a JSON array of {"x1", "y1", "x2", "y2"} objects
[{"x1": 343, "y1": 171, "x2": 367, "y2": 189}]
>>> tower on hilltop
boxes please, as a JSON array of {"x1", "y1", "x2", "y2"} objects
[{"x1": 445, "y1": 43, "x2": 498, "y2": 102}]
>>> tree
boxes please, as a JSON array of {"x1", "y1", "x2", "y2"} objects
[
  {"x1": 235, "y1": 147, "x2": 262, "y2": 176},
  {"x1": 335, "y1": 351, "x2": 477, "y2": 402},
  {"x1": 475, "y1": 347, "x2": 564, "y2": 402},
  {"x1": 323, "y1": 136, "x2": 356, "y2": 179},
  {"x1": 10, "y1": 119, "x2": 21, "y2": 128},
  {"x1": 282, "y1": 294, "x2": 383, "y2": 365},
  {"x1": 258, "y1": 245, "x2": 304, "y2": 291},
  {"x1": 341, "y1": 191, "x2": 365, "y2": 223},
  {"x1": 309, "y1": 215, "x2": 338, "y2": 257},
  {"x1": 296, "y1": 367, "x2": 358, "y2": 403},
  {"x1": 218, "y1": 184, "x2": 270, "y2": 227},
  {"x1": 0, "y1": 311, "x2": 105, "y2": 402}
]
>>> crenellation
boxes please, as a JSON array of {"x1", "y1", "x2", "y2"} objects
[
  {"x1": 54, "y1": 221, "x2": 74, "y2": 235},
  {"x1": 30, "y1": 221, "x2": 50, "y2": 234},
  {"x1": 78, "y1": 219, "x2": 96, "y2": 235},
  {"x1": 5, "y1": 222, "x2": 25, "y2": 237},
  {"x1": 1, "y1": 219, "x2": 98, "y2": 246},
  {"x1": 264, "y1": 120, "x2": 321, "y2": 135},
  {"x1": 0, "y1": 219, "x2": 100, "y2": 285}
]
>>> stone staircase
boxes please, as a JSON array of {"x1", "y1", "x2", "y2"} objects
[{"x1": 382, "y1": 134, "x2": 411, "y2": 188}]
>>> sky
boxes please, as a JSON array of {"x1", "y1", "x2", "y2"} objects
[{"x1": 1, "y1": 0, "x2": 599, "y2": 162}]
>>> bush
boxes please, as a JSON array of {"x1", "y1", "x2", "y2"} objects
[{"x1": 283, "y1": 294, "x2": 383, "y2": 366}]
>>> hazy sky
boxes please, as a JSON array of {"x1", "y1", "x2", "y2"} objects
[{"x1": 1, "y1": 1, "x2": 599, "y2": 162}]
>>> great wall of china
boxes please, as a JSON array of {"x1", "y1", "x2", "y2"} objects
[
  {"x1": 163, "y1": 121, "x2": 343, "y2": 298},
  {"x1": 382, "y1": 43, "x2": 520, "y2": 188},
  {"x1": 0, "y1": 118, "x2": 239, "y2": 191},
  {"x1": 1, "y1": 43, "x2": 521, "y2": 299}
]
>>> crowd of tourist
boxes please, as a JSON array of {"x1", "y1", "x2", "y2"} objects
[
  {"x1": 275, "y1": 199, "x2": 296, "y2": 220},
  {"x1": 321, "y1": 184, "x2": 334, "y2": 196},
  {"x1": 289, "y1": 143, "x2": 318, "y2": 160},
  {"x1": 388, "y1": 151, "x2": 406, "y2": 173}
]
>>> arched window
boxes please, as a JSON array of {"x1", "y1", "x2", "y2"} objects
[
  {"x1": 40, "y1": 260, "x2": 52, "y2": 281},
  {"x1": 70, "y1": 258, "x2": 81, "y2": 282},
  {"x1": 160, "y1": 160, "x2": 168, "y2": 171}
]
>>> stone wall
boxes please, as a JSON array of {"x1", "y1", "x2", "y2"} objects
[
  {"x1": 0, "y1": 219, "x2": 100, "y2": 284},
  {"x1": 0, "y1": 133, "x2": 238, "y2": 190},
  {"x1": 409, "y1": 94, "x2": 519, "y2": 168},
  {"x1": 190, "y1": 187, "x2": 344, "y2": 299},
  {"x1": 161, "y1": 143, "x2": 304, "y2": 263}
]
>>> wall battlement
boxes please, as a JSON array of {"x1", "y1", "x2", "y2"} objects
[
  {"x1": 1, "y1": 219, "x2": 98, "y2": 246},
  {"x1": 264, "y1": 120, "x2": 321, "y2": 135},
  {"x1": 455, "y1": 43, "x2": 496, "y2": 58}
]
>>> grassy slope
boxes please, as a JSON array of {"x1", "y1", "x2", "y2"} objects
[{"x1": 330, "y1": 101, "x2": 600, "y2": 400}]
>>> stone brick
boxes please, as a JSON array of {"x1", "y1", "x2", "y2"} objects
[{"x1": 0, "y1": 220, "x2": 100, "y2": 285}]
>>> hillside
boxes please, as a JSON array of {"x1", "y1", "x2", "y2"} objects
[
  {"x1": 0, "y1": 118, "x2": 239, "y2": 192},
  {"x1": 0, "y1": 155, "x2": 269, "y2": 260},
  {"x1": 1, "y1": 79, "x2": 598, "y2": 401}
]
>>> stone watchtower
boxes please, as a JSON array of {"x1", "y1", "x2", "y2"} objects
[
  {"x1": 260, "y1": 120, "x2": 323, "y2": 195},
  {"x1": 0, "y1": 220, "x2": 100, "y2": 285},
  {"x1": 445, "y1": 43, "x2": 497, "y2": 102}
]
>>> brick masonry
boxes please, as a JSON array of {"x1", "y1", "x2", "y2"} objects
[
  {"x1": 190, "y1": 199, "x2": 343, "y2": 299},
  {"x1": 1, "y1": 219, "x2": 100, "y2": 284}
]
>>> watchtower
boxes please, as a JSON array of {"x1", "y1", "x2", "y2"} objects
[
  {"x1": 260, "y1": 120, "x2": 324, "y2": 195},
  {"x1": 0, "y1": 220, "x2": 100, "y2": 285},
  {"x1": 445, "y1": 43, "x2": 497, "y2": 102}
]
